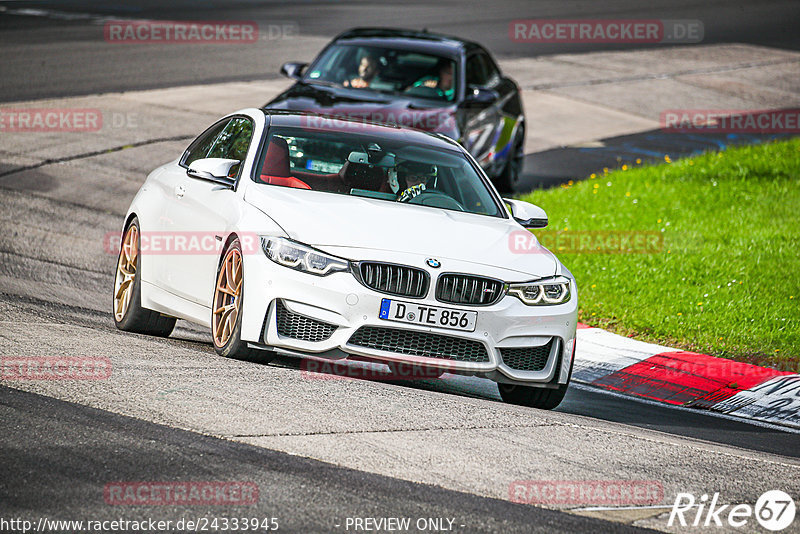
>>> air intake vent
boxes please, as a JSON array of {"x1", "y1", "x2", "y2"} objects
[
  {"x1": 358, "y1": 262, "x2": 428, "y2": 298},
  {"x1": 500, "y1": 340, "x2": 554, "y2": 371},
  {"x1": 436, "y1": 274, "x2": 504, "y2": 306},
  {"x1": 275, "y1": 300, "x2": 337, "y2": 342},
  {"x1": 348, "y1": 326, "x2": 489, "y2": 362}
]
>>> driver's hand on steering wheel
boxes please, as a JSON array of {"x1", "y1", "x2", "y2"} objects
[{"x1": 397, "y1": 183, "x2": 427, "y2": 202}]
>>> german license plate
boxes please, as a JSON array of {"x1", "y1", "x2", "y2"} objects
[{"x1": 378, "y1": 298, "x2": 477, "y2": 332}]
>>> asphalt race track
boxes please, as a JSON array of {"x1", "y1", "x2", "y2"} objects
[{"x1": 1, "y1": 2, "x2": 799, "y2": 532}]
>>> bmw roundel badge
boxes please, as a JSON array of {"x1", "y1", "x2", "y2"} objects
[{"x1": 426, "y1": 258, "x2": 441, "y2": 268}]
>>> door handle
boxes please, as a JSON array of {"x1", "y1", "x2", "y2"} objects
[{"x1": 174, "y1": 184, "x2": 185, "y2": 198}]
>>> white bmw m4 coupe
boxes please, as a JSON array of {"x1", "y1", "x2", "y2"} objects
[{"x1": 114, "y1": 108, "x2": 577, "y2": 409}]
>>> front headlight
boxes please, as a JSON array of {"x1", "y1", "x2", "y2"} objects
[
  {"x1": 508, "y1": 276, "x2": 572, "y2": 305},
  {"x1": 261, "y1": 237, "x2": 350, "y2": 276}
]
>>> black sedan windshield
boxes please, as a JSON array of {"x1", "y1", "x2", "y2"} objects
[
  {"x1": 254, "y1": 126, "x2": 502, "y2": 217},
  {"x1": 305, "y1": 44, "x2": 457, "y2": 102}
]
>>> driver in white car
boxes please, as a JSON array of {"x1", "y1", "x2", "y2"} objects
[{"x1": 395, "y1": 161, "x2": 437, "y2": 202}]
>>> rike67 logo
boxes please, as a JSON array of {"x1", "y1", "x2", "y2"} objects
[{"x1": 669, "y1": 490, "x2": 796, "y2": 531}]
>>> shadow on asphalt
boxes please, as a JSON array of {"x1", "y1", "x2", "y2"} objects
[{"x1": 516, "y1": 129, "x2": 797, "y2": 192}]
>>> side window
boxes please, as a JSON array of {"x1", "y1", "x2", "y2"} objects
[
  {"x1": 466, "y1": 53, "x2": 500, "y2": 88},
  {"x1": 481, "y1": 53, "x2": 501, "y2": 88},
  {"x1": 183, "y1": 120, "x2": 230, "y2": 167},
  {"x1": 206, "y1": 117, "x2": 254, "y2": 162},
  {"x1": 466, "y1": 54, "x2": 488, "y2": 87}
]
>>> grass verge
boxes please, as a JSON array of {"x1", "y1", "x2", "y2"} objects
[{"x1": 520, "y1": 138, "x2": 800, "y2": 371}]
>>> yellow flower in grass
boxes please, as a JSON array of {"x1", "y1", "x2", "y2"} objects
[{"x1": 664, "y1": 155, "x2": 672, "y2": 163}]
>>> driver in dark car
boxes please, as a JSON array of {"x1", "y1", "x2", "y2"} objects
[
  {"x1": 396, "y1": 161, "x2": 437, "y2": 202},
  {"x1": 407, "y1": 59, "x2": 455, "y2": 101},
  {"x1": 343, "y1": 53, "x2": 380, "y2": 89}
]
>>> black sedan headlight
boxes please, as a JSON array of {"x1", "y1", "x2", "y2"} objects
[
  {"x1": 261, "y1": 237, "x2": 349, "y2": 276},
  {"x1": 508, "y1": 276, "x2": 572, "y2": 305}
]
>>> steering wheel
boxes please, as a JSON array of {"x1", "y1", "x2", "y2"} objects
[{"x1": 400, "y1": 189, "x2": 465, "y2": 211}]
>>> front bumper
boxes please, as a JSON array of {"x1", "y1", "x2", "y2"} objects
[{"x1": 241, "y1": 250, "x2": 577, "y2": 386}]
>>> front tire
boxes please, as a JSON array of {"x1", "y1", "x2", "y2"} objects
[
  {"x1": 113, "y1": 217, "x2": 176, "y2": 337},
  {"x1": 212, "y1": 238, "x2": 274, "y2": 363},
  {"x1": 498, "y1": 382, "x2": 569, "y2": 410},
  {"x1": 495, "y1": 127, "x2": 524, "y2": 193},
  {"x1": 499, "y1": 344, "x2": 574, "y2": 410}
]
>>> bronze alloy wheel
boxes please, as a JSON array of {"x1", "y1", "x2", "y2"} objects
[
  {"x1": 213, "y1": 247, "x2": 243, "y2": 347},
  {"x1": 113, "y1": 224, "x2": 139, "y2": 321}
]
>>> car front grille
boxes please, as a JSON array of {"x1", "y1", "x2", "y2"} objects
[
  {"x1": 358, "y1": 262, "x2": 428, "y2": 298},
  {"x1": 500, "y1": 340, "x2": 554, "y2": 371},
  {"x1": 347, "y1": 326, "x2": 489, "y2": 362},
  {"x1": 275, "y1": 300, "x2": 337, "y2": 342},
  {"x1": 436, "y1": 274, "x2": 505, "y2": 306}
]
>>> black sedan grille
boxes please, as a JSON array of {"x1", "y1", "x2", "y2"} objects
[
  {"x1": 358, "y1": 262, "x2": 428, "y2": 298},
  {"x1": 436, "y1": 274, "x2": 505, "y2": 306},
  {"x1": 347, "y1": 326, "x2": 489, "y2": 362},
  {"x1": 275, "y1": 300, "x2": 337, "y2": 342},
  {"x1": 500, "y1": 340, "x2": 554, "y2": 371}
]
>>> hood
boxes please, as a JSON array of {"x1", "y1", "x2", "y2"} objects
[
  {"x1": 266, "y1": 82, "x2": 459, "y2": 137},
  {"x1": 244, "y1": 184, "x2": 558, "y2": 279}
]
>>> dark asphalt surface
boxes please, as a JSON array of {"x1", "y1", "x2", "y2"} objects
[
  {"x1": 0, "y1": 385, "x2": 653, "y2": 534},
  {"x1": 519, "y1": 130, "x2": 796, "y2": 189},
  {"x1": 266, "y1": 352, "x2": 800, "y2": 458},
  {"x1": 1, "y1": 0, "x2": 799, "y2": 102}
]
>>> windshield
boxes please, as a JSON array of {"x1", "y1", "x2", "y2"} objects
[
  {"x1": 304, "y1": 44, "x2": 457, "y2": 102},
  {"x1": 254, "y1": 126, "x2": 502, "y2": 218}
]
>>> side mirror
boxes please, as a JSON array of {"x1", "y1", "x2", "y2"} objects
[
  {"x1": 186, "y1": 158, "x2": 239, "y2": 188},
  {"x1": 504, "y1": 198, "x2": 548, "y2": 228},
  {"x1": 461, "y1": 86, "x2": 498, "y2": 106},
  {"x1": 280, "y1": 61, "x2": 307, "y2": 80}
]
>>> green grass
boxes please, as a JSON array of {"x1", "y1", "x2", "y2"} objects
[{"x1": 520, "y1": 139, "x2": 800, "y2": 372}]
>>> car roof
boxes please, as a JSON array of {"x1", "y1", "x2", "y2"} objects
[
  {"x1": 262, "y1": 109, "x2": 462, "y2": 150},
  {"x1": 331, "y1": 27, "x2": 482, "y2": 57}
]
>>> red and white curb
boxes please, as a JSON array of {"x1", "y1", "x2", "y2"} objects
[{"x1": 574, "y1": 324, "x2": 800, "y2": 430}]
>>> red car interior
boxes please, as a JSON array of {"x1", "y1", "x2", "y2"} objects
[{"x1": 258, "y1": 136, "x2": 393, "y2": 194}]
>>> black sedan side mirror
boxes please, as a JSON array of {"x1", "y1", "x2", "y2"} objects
[
  {"x1": 461, "y1": 86, "x2": 499, "y2": 106},
  {"x1": 280, "y1": 62, "x2": 308, "y2": 80}
]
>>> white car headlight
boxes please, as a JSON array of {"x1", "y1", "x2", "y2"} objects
[
  {"x1": 508, "y1": 276, "x2": 572, "y2": 305},
  {"x1": 261, "y1": 237, "x2": 350, "y2": 276}
]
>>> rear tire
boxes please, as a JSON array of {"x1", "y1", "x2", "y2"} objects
[
  {"x1": 113, "y1": 217, "x2": 176, "y2": 337},
  {"x1": 212, "y1": 238, "x2": 274, "y2": 364}
]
